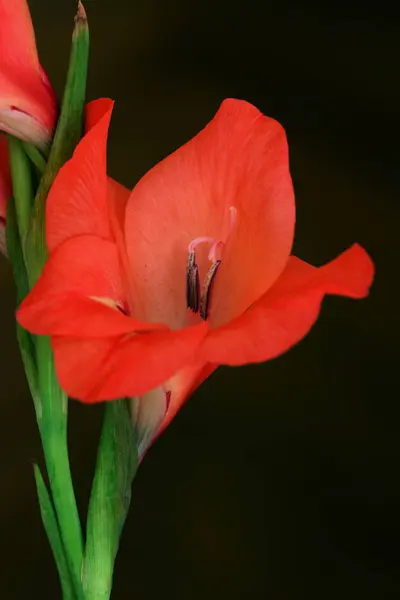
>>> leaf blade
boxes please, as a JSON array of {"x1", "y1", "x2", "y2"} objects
[
  {"x1": 83, "y1": 399, "x2": 138, "y2": 600},
  {"x1": 33, "y1": 464, "x2": 76, "y2": 600}
]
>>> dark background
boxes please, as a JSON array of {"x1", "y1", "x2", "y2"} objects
[{"x1": 1, "y1": 1, "x2": 399, "y2": 598}]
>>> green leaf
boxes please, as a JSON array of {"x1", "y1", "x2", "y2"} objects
[
  {"x1": 16, "y1": 324, "x2": 40, "y2": 413},
  {"x1": 82, "y1": 400, "x2": 138, "y2": 600},
  {"x1": 34, "y1": 465, "x2": 76, "y2": 600},
  {"x1": 26, "y1": 0, "x2": 90, "y2": 286}
]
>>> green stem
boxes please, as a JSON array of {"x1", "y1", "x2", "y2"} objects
[
  {"x1": 7, "y1": 137, "x2": 34, "y2": 257},
  {"x1": 35, "y1": 335, "x2": 84, "y2": 599}
]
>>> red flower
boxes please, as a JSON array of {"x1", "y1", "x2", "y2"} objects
[
  {"x1": 0, "y1": 0, "x2": 57, "y2": 248},
  {"x1": 17, "y1": 98, "x2": 374, "y2": 455}
]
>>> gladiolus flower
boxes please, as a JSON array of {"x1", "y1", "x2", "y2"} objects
[
  {"x1": 0, "y1": 0, "x2": 58, "y2": 251},
  {"x1": 17, "y1": 98, "x2": 374, "y2": 456}
]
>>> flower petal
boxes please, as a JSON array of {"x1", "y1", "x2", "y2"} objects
[
  {"x1": 159, "y1": 362, "x2": 217, "y2": 434},
  {"x1": 125, "y1": 99, "x2": 295, "y2": 329},
  {"x1": 52, "y1": 322, "x2": 209, "y2": 402},
  {"x1": 18, "y1": 294, "x2": 160, "y2": 337},
  {"x1": 0, "y1": 0, "x2": 40, "y2": 72},
  {"x1": 127, "y1": 361, "x2": 217, "y2": 459},
  {"x1": 46, "y1": 99, "x2": 114, "y2": 252},
  {"x1": 85, "y1": 98, "x2": 114, "y2": 133},
  {"x1": 0, "y1": 1, "x2": 56, "y2": 144},
  {"x1": 107, "y1": 176, "x2": 131, "y2": 247},
  {"x1": 130, "y1": 387, "x2": 170, "y2": 459},
  {"x1": 17, "y1": 235, "x2": 164, "y2": 336},
  {"x1": 52, "y1": 336, "x2": 120, "y2": 400},
  {"x1": 200, "y1": 244, "x2": 374, "y2": 364}
]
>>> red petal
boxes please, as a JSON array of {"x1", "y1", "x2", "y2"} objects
[
  {"x1": 0, "y1": 0, "x2": 40, "y2": 73},
  {"x1": 85, "y1": 102, "x2": 131, "y2": 242},
  {"x1": 125, "y1": 99, "x2": 295, "y2": 329},
  {"x1": 200, "y1": 244, "x2": 374, "y2": 364},
  {"x1": 0, "y1": 0, "x2": 56, "y2": 143},
  {"x1": 52, "y1": 323, "x2": 209, "y2": 402},
  {"x1": 107, "y1": 176, "x2": 130, "y2": 247},
  {"x1": 129, "y1": 361, "x2": 218, "y2": 458},
  {"x1": 46, "y1": 100, "x2": 114, "y2": 252},
  {"x1": 52, "y1": 336, "x2": 120, "y2": 400},
  {"x1": 17, "y1": 235, "x2": 164, "y2": 336},
  {"x1": 106, "y1": 176, "x2": 134, "y2": 306},
  {"x1": 85, "y1": 98, "x2": 113, "y2": 133},
  {"x1": 130, "y1": 387, "x2": 170, "y2": 459},
  {"x1": 158, "y1": 361, "x2": 217, "y2": 434}
]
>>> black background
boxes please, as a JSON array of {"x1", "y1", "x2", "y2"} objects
[{"x1": 0, "y1": 1, "x2": 399, "y2": 598}]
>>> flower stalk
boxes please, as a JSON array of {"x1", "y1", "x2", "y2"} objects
[{"x1": 7, "y1": 4, "x2": 90, "y2": 599}]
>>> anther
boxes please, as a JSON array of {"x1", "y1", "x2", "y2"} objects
[
  {"x1": 200, "y1": 260, "x2": 221, "y2": 320},
  {"x1": 186, "y1": 250, "x2": 200, "y2": 313}
]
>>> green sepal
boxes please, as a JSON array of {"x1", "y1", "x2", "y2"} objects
[
  {"x1": 26, "y1": 1, "x2": 90, "y2": 286},
  {"x1": 82, "y1": 400, "x2": 138, "y2": 600},
  {"x1": 33, "y1": 465, "x2": 76, "y2": 600}
]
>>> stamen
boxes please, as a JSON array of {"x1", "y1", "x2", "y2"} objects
[
  {"x1": 90, "y1": 296, "x2": 128, "y2": 315},
  {"x1": 200, "y1": 260, "x2": 221, "y2": 320},
  {"x1": 208, "y1": 241, "x2": 223, "y2": 263},
  {"x1": 117, "y1": 304, "x2": 127, "y2": 315},
  {"x1": 186, "y1": 250, "x2": 200, "y2": 313}
]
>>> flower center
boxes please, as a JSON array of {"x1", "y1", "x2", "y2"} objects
[
  {"x1": 186, "y1": 208, "x2": 237, "y2": 322},
  {"x1": 186, "y1": 237, "x2": 222, "y2": 320}
]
